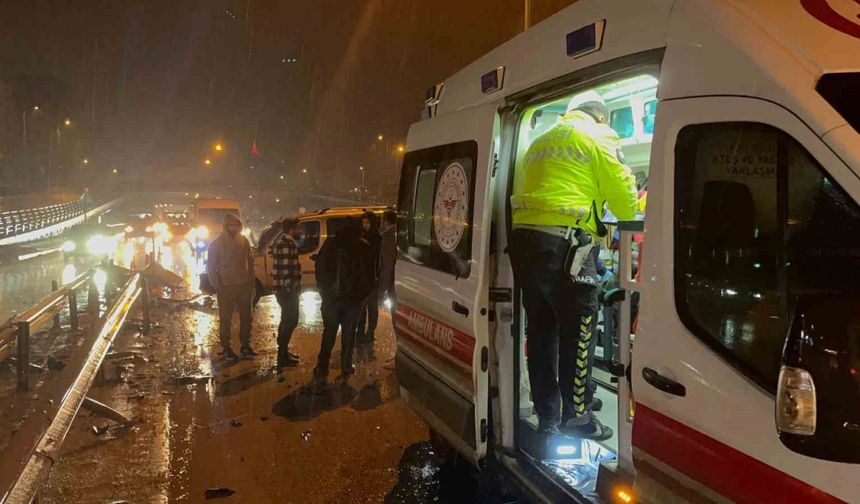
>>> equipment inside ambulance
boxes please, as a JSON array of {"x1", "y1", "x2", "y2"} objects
[{"x1": 393, "y1": 1, "x2": 860, "y2": 503}]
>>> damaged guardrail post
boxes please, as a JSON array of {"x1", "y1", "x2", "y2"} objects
[
  {"x1": 16, "y1": 321, "x2": 30, "y2": 392},
  {"x1": 3, "y1": 273, "x2": 142, "y2": 504}
]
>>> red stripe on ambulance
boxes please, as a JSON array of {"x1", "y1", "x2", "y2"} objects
[
  {"x1": 633, "y1": 404, "x2": 846, "y2": 504},
  {"x1": 395, "y1": 304, "x2": 474, "y2": 372}
]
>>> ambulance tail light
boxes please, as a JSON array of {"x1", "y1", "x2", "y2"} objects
[{"x1": 776, "y1": 365, "x2": 816, "y2": 436}]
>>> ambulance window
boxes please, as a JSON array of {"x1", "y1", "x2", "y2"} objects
[
  {"x1": 643, "y1": 100, "x2": 657, "y2": 135},
  {"x1": 414, "y1": 168, "x2": 436, "y2": 246},
  {"x1": 676, "y1": 122, "x2": 860, "y2": 390},
  {"x1": 675, "y1": 123, "x2": 784, "y2": 389},
  {"x1": 610, "y1": 107, "x2": 634, "y2": 139},
  {"x1": 396, "y1": 141, "x2": 478, "y2": 277},
  {"x1": 816, "y1": 73, "x2": 860, "y2": 135}
]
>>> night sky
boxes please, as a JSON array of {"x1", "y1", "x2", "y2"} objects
[{"x1": 0, "y1": 0, "x2": 574, "y2": 195}]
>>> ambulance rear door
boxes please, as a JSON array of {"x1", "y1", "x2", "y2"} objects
[{"x1": 394, "y1": 102, "x2": 499, "y2": 462}]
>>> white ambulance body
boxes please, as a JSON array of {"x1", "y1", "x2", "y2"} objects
[{"x1": 393, "y1": 0, "x2": 860, "y2": 502}]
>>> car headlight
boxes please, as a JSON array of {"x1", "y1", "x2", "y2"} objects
[
  {"x1": 61, "y1": 240, "x2": 76, "y2": 253},
  {"x1": 197, "y1": 226, "x2": 209, "y2": 239}
]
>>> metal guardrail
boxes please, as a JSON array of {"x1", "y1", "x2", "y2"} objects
[
  {"x1": 9, "y1": 270, "x2": 94, "y2": 392},
  {"x1": 2, "y1": 273, "x2": 143, "y2": 504}
]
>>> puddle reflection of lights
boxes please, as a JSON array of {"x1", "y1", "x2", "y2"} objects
[
  {"x1": 62, "y1": 264, "x2": 77, "y2": 284},
  {"x1": 93, "y1": 269, "x2": 108, "y2": 294},
  {"x1": 300, "y1": 291, "x2": 322, "y2": 325},
  {"x1": 383, "y1": 297, "x2": 392, "y2": 310}
]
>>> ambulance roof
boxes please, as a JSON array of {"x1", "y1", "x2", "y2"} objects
[{"x1": 433, "y1": 0, "x2": 859, "y2": 135}]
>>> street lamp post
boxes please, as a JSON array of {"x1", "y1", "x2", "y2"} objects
[{"x1": 359, "y1": 166, "x2": 365, "y2": 187}]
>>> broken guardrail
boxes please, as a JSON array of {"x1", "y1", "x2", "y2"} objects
[{"x1": 1, "y1": 272, "x2": 143, "y2": 504}]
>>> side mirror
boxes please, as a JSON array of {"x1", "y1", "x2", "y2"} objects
[{"x1": 777, "y1": 297, "x2": 860, "y2": 463}]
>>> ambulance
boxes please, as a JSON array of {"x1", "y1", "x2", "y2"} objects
[{"x1": 392, "y1": 0, "x2": 860, "y2": 502}]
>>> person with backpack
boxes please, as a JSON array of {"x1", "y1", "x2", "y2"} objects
[{"x1": 313, "y1": 217, "x2": 375, "y2": 379}]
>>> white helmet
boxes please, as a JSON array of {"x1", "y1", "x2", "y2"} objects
[{"x1": 566, "y1": 90, "x2": 606, "y2": 115}]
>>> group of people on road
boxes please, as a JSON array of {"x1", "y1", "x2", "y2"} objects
[
  {"x1": 205, "y1": 208, "x2": 397, "y2": 380},
  {"x1": 313, "y1": 210, "x2": 397, "y2": 378}
]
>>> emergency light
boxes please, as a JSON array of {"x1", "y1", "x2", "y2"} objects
[
  {"x1": 481, "y1": 67, "x2": 505, "y2": 95},
  {"x1": 422, "y1": 83, "x2": 444, "y2": 120},
  {"x1": 566, "y1": 21, "x2": 605, "y2": 59}
]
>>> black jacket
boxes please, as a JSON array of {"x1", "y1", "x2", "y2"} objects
[{"x1": 315, "y1": 231, "x2": 375, "y2": 301}]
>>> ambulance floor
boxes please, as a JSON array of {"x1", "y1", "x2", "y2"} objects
[{"x1": 521, "y1": 383, "x2": 619, "y2": 499}]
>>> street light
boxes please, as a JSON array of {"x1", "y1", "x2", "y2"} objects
[
  {"x1": 214, "y1": 143, "x2": 223, "y2": 152},
  {"x1": 112, "y1": 168, "x2": 118, "y2": 174},
  {"x1": 359, "y1": 165, "x2": 365, "y2": 186},
  {"x1": 64, "y1": 118, "x2": 71, "y2": 127},
  {"x1": 82, "y1": 158, "x2": 88, "y2": 165},
  {"x1": 204, "y1": 159, "x2": 212, "y2": 165},
  {"x1": 397, "y1": 145, "x2": 405, "y2": 153},
  {"x1": 377, "y1": 134, "x2": 384, "y2": 141}
]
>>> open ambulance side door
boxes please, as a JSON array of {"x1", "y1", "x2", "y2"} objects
[
  {"x1": 633, "y1": 96, "x2": 857, "y2": 504},
  {"x1": 394, "y1": 102, "x2": 499, "y2": 462}
]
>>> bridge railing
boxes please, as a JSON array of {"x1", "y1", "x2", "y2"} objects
[{"x1": 0, "y1": 193, "x2": 121, "y2": 246}]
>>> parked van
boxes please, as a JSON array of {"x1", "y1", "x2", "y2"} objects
[
  {"x1": 393, "y1": 1, "x2": 860, "y2": 503},
  {"x1": 188, "y1": 198, "x2": 242, "y2": 255},
  {"x1": 252, "y1": 206, "x2": 390, "y2": 304}
]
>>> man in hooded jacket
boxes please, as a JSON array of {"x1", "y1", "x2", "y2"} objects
[
  {"x1": 313, "y1": 217, "x2": 375, "y2": 378},
  {"x1": 206, "y1": 213, "x2": 256, "y2": 359}
]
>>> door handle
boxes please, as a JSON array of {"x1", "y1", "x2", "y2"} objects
[
  {"x1": 642, "y1": 367, "x2": 686, "y2": 397},
  {"x1": 452, "y1": 301, "x2": 470, "y2": 316}
]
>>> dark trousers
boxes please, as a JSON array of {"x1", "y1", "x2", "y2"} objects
[
  {"x1": 357, "y1": 287, "x2": 379, "y2": 343},
  {"x1": 318, "y1": 296, "x2": 362, "y2": 372},
  {"x1": 217, "y1": 282, "x2": 254, "y2": 351},
  {"x1": 509, "y1": 228, "x2": 599, "y2": 426},
  {"x1": 275, "y1": 288, "x2": 299, "y2": 362}
]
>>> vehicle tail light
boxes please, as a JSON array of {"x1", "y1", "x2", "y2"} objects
[{"x1": 776, "y1": 366, "x2": 816, "y2": 436}]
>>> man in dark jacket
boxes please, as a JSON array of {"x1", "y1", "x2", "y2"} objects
[
  {"x1": 313, "y1": 217, "x2": 375, "y2": 378},
  {"x1": 357, "y1": 211, "x2": 382, "y2": 345}
]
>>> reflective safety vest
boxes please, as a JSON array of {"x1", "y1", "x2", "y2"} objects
[{"x1": 511, "y1": 111, "x2": 638, "y2": 236}]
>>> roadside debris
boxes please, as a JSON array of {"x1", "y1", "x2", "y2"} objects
[
  {"x1": 46, "y1": 356, "x2": 66, "y2": 371},
  {"x1": 91, "y1": 424, "x2": 109, "y2": 435},
  {"x1": 301, "y1": 429, "x2": 312, "y2": 444},
  {"x1": 204, "y1": 487, "x2": 235, "y2": 499},
  {"x1": 230, "y1": 418, "x2": 242, "y2": 427}
]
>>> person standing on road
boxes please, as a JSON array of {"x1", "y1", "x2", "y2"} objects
[
  {"x1": 357, "y1": 211, "x2": 382, "y2": 345},
  {"x1": 378, "y1": 210, "x2": 398, "y2": 314},
  {"x1": 313, "y1": 217, "x2": 375, "y2": 379},
  {"x1": 509, "y1": 90, "x2": 638, "y2": 440},
  {"x1": 270, "y1": 218, "x2": 302, "y2": 370},
  {"x1": 207, "y1": 213, "x2": 257, "y2": 359}
]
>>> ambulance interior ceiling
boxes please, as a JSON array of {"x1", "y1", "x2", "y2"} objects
[{"x1": 520, "y1": 74, "x2": 658, "y2": 187}]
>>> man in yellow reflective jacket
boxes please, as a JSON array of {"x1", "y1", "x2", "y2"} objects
[{"x1": 509, "y1": 90, "x2": 637, "y2": 440}]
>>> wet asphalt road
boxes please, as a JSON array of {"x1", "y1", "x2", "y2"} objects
[{"x1": 21, "y1": 234, "x2": 524, "y2": 504}]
